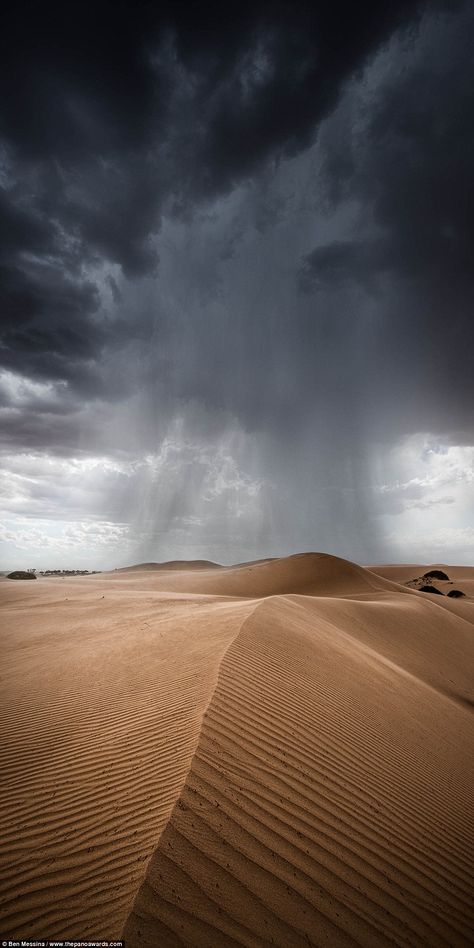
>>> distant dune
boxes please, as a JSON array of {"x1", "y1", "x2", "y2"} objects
[
  {"x1": 118, "y1": 559, "x2": 222, "y2": 571},
  {"x1": 1, "y1": 553, "x2": 473, "y2": 945},
  {"x1": 112, "y1": 553, "x2": 404, "y2": 599}
]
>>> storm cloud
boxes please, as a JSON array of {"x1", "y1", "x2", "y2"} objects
[{"x1": 1, "y1": 0, "x2": 473, "y2": 567}]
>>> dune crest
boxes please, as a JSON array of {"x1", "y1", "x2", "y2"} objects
[
  {"x1": 125, "y1": 594, "x2": 474, "y2": 947},
  {"x1": 118, "y1": 560, "x2": 222, "y2": 572},
  {"x1": 0, "y1": 580, "x2": 255, "y2": 938},
  {"x1": 1, "y1": 553, "x2": 473, "y2": 944},
  {"x1": 109, "y1": 553, "x2": 406, "y2": 599}
]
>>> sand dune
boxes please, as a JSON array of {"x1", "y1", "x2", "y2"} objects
[
  {"x1": 118, "y1": 560, "x2": 222, "y2": 571},
  {"x1": 0, "y1": 575, "x2": 255, "y2": 937},
  {"x1": 1, "y1": 554, "x2": 473, "y2": 944},
  {"x1": 371, "y1": 563, "x2": 474, "y2": 600},
  {"x1": 109, "y1": 553, "x2": 405, "y2": 599}
]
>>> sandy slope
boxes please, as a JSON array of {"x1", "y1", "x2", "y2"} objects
[
  {"x1": 1, "y1": 554, "x2": 473, "y2": 945},
  {"x1": 371, "y1": 563, "x2": 474, "y2": 600},
  {"x1": 0, "y1": 574, "x2": 255, "y2": 937},
  {"x1": 112, "y1": 553, "x2": 404, "y2": 599},
  {"x1": 117, "y1": 560, "x2": 222, "y2": 571}
]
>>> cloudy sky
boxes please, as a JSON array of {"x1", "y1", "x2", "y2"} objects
[{"x1": 1, "y1": 0, "x2": 473, "y2": 569}]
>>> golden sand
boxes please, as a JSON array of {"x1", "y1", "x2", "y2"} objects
[{"x1": 1, "y1": 554, "x2": 473, "y2": 945}]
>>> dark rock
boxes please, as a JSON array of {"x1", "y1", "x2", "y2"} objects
[
  {"x1": 7, "y1": 571, "x2": 37, "y2": 580},
  {"x1": 447, "y1": 589, "x2": 466, "y2": 598},
  {"x1": 419, "y1": 584, "x2": 444, "y2": 595},
  {"x1": 422, "y1": 569, "x2": 450, "y2": 581}
]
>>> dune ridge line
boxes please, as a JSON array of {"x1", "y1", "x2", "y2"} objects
[
  {"x1": 124, "y1": 588, "x2": 474, "y2": 947},
  {"x1": 0, "y1": 587, "x2": 256, "y2": 938},
  {"x1": 1, "y1": 553, "x2": 473, "y2": 944}
]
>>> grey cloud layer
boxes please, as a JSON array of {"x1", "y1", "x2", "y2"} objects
[
  {"x1": 1, "y1": 1, "x2": 473, "y2": 564},
  {"x1": 302, "y1": 5, "x2": 474, "y2": 438},
  {"x1": 0, "y1": 0, "x2": 442, "y2": 392}
]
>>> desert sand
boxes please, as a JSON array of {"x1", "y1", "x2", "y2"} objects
[{"x1": 0, "y1": 553, "x2": 473, "y2": 946}]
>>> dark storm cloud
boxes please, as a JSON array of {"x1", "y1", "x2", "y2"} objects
[
  {"x1": 299, "y1": 239, "x2": 390, "y2": 293},
  {"x1": 300, "y1": 2, "x2": 474, "y2": 439},
  {"x1": 0, "y1": 0, "x2": 448, "y2": 400},
  {"x1": 0, "y1": 1, "x2": 433, "y2": 169}
]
